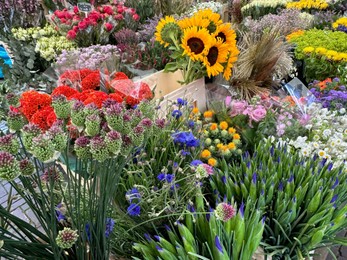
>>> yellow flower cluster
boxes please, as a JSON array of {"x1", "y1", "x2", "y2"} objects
[
  {"x1": 333, "y1": 17, "x2": 347, "y2": 29},
  {"x1": 155, "y1": 9, "x2": 239, "y2": 81},
  {"x1": 200, "y1": 119, "x2": 242, "y2": 167},
  {"x1": 286, "y1": 0, "x2": 329, "y2": 10},
  {"x1": 303, "y1": 46, "x2": 347, "y2": 62},
  {"x1": 286, "y1": 30, "x2": 305, "y2": 41}
]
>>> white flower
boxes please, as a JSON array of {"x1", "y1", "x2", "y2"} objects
[
  {"x1": 340, "y1": 108, "x2": 346, "y2": 114},
  {"x1": 318, "y1": 150, "x2": 326, "y2": 158},
  {"x1": 305, "y1": 124, "x2": 313, "y2": 130},
  {"x1": 322, "y1": 129, "x2": 331, "y2": 138}
]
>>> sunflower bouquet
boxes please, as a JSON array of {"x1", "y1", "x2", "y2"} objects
[{"x1": 155, "y1": 9, "x2": 239, "y2": 85}]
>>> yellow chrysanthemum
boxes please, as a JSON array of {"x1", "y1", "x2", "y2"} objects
[
  {"x1": 178, "y1": 16, "x2": 210, "y2": 30},
  {"x1": 326, "y1": 50, "x2": 338, "y2": 59},
  {"x1": 233, "y1": 133, "x2": 240, "y2": 140},
  {"x1": 286, "y1": 30, "x2": 305, "y2": 42},
  {"x1": 203, "y1": 38, "x2": 229, "y2": 78},
  {"x1": 216, "y1": 143, "x2": 223, "y2": 149},
  {"x1": 315, "y1": 47, "x2": 327, "y2": 55},
  {"x1": 196, "y1": 9, "x2": 223, "y2": 34},
  {"x1": 181, "y1": 26, "x2": 212, "y2": 61},
  {"x1": 303, "y1": 47, "x2": 314, "y2": 54},
  {"x1": 210, "y1": 123, "x2": 218, "y2": 130},
  {"x1": 203, "y1": 110, "x2": 213, "y2": 118},
  {"x1": 201, "y1": 149, "x2": 211, "y2": 159},
  {"x1": 219, "y1": 121, "x2": 228, "y2": 130},
  {"x1": 333, "y1": 17, "x2": 347, "y2": 29},
  {"x1": 228, "y1": 142, "x2": 236, "y2": 150},
  {"x1": 228, "y1": 127, "x2": 236, "y2": 134},
  {"x1": 208, "y1": 157, "x2": 217, "y2": 167},
  {"x1": 155, "y1": 16, "x2": 180, "y2": 47}
]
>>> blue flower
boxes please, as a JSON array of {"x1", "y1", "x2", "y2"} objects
[
  {"x1": 172, "y1": 110, "x2": 182, "y2": 119},
  {"x1": 180, "y1": 150, "x2": 190, "y2": 156},
  {"x1": 166, "y1": 174, "x2": 175, "y2": 183},
  {"x1": 127, "y1": 203, "x2": 141, "y2": 216},
  {"x1": 191, "y1": 159, "x2": 203, "y2": 166},
  {"x1": 125, "y1": 187, "x2": 141, "y2": 202},
  {"x1": 177, "y1": 98, "x2": 188, "y2": 106},
  {"x1": 187, "y1": 120, "x2": 195, "y2": 129},
  {"x1": 105, "y1": 218, "x2": 115, "y2": 238},
  {"x1": 172, "y1": 131, "x2": 200, "y2": 147},
  {"x1": 170, "y1": 184, "x2": 180, "y2": 190},
  {"x1": 215, "y1": 236, "x2": 224, "y2": 253},
  {"x1": 157, "y1": 173, "x2": 166, "y2": 181}
]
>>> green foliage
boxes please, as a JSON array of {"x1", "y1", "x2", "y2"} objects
[
  {"x1": 133, "y1": 193, "x2": 265, "y2": 259},
  {"x1": 125, "y1": 0, "x2": 156, "y2": 24},
  {"x1": 211, "y1": 140, "x2": 347, "y2": 259}
]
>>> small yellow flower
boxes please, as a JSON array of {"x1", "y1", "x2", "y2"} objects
[
  {"x1": 233, "y1": 133, "x2": 240, "y2": 140},
  {"x1": 303, "y1": 47, "x2": 314, "y2": 54},
  {"x1": 203, "y1": 110, "x2": 213, "y2": 118},
  {"x1": 318, "y1": 150, "x2": 325, "y2": 158},
  {"x1": 192, "y1": 107, "x2": 199, "y2": 114},
  {"x1": 228, "y1": 127, "x2": 236, "y2": 134},
  {"x1": 315, "y1": 47, "x2": 327, "y2": 56},
  {"x1": 228, "y1": 142, "x2": 236, "y2": 150},
  {"x1": 208, "y1": 158, "x2": 217, "y2": 167},
  {"x1": 210, "y1": 123, "x2": 218, "y2": 131},
  {"x1": 201, "y1": 149, "x2": 211, "y2": 159},
  {"x1": 286, "y1": 30, "x2": 304, "y2": 42},
  {"x1": 216, "y1": 143, "x2": 223, "y2": 149},
  {"x1": 219, "y1": 121, "x2": 228, "y2": 130}
]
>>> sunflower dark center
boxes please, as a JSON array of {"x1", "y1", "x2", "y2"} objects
[
  {"x1": 207, "y1": 46, "x2": 219, "y2": 65},
  {"x1": 187, "y1": 37, "x2": 205, "y2": 54},
  {"x1": 216, "y1": 32, "x2": 226, "y2": 42}
]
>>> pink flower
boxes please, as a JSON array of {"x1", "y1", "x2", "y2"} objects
[
  {"x1": 103, "y1": 5, "x2": 114, "y2": 15},
  {"x1": 73, "y1": 26, "x2": 79, "y2": 32},
  {"x1": 73, "y1": 6, "x2": 79, "y2": 14},
  {"x1": 78, "y1": 20, "x2": 88, "y2": 30},
  {"x1": 117, "y1": 6, "x2": 124, "y2": 13},
  {"x1": 225, "y1": 96, "x2": 232, "y2": 107},
  {"x1": 104, "y1": 22, "x2": 113, "y2": 32},
  {"x1": 299, "y1": 114, "x2": 310, "y2": 125},
  {"x1": 132, "y1": 14, "x2": 140, "y2": 21},
  {"x1": 249, "y1": 106, "x2": 267, "y2": 122},
  {"x1": 215, "y1": 203, "x2": 236, "y2": 222},
  {"x1": 66, "y1": 30, "x2": 77, "y2": 40},
  {"x1": 114, "y1": 14, "x2": 123, "y2": 20},
  {"x1": 230, "y1": 101, "x2": 248, "y2": 117}
]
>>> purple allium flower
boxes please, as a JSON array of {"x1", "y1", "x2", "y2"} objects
[
  {"x1": 23, "y1": 123, "x2": 41, "y2": 134},
  {"x1": 122, "y1": 134, "x2": 132, "y2": 146},
  {"x1": 172, "y1": 109, "x2": 182, "y2": 119},
  {"x1": 133, "y1": 125, "x2": 144, "y2": 135},
  {"x1": 0, "y1": 151, "x2": 20, "y2": 181},
  {"x1": 215, "y1": 202, "x2": 236, "y2": 222},
  {"x1": 0, "y1": 134, "x2": 19, "y2": 154},
  {"x1": 41, "y1": 167, "x2": 61, "y2": 183},
  {"x1": 140, "y1": 118, "x2": 153, "y2": 128},
  {"x1": 19, "y1": 158, "x2": 34, "y2": 176},
  {"x1": 127, "y1": 203, "x2": 141, "y2": 216},
  {"x1": 107, "y1": 130, "x2": 121, "y2": 141},
  {"x1": 215, "y1": 236, "x2": 224, "y2": 253},
  {"x1": 155, "y1": 118, "x2": 165, "y2": 128},
  {"x1": 105, "y1": 218, "x2": 115, "y2": 238},
  {"x1": 56, "y1": 228, "x2": 79, "y2": 249}
]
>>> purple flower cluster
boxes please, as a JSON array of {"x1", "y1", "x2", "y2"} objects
[{"x1": 56, "y1": 45, "x2": 120, "y2": 71}]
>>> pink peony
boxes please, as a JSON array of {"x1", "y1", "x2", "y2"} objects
[
  {"x1": 103, "y1": 5, "x2": 114, "y2": 15},
  {"x1": 104, "y1": 22, "x2": 113, "y2": 32},
  {"x1": 114, "y1": 14, "x2": 124, "y2": 20},
  {"x1": 230, "y1": 101, "x2": 248, "y2": 117},
  {"x1": 132, "y1": 14, "x2": 140, "y2": 21},
  {"x1": 66, "y1": 30, "x2": 77, "y2": 40},
  {"x1": 117, "y1": 6, "x2": 124, "y2": 13},
  {"x1": 73, "y1": 6, "x2": 79, "y2": 14},
  {"x1": 78, "y1": 20, "x2": 88, "y2": 30},
  {"x1": 249, "y1": 106, "x2": 267, "y2": 122}
]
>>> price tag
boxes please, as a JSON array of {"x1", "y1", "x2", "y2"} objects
[{"x1": 77, "y1": 2, "x2": 92, "y2": 13}]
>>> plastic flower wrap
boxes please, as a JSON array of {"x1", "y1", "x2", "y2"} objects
[
  {"x1": 48, "y1": 1, "x2": 140, "y2": 47},
  {"x1": 155, "y1": 9, "x2": 239, "y2": 85}
]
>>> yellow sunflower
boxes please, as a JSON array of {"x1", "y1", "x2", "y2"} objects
[
  {"x1": 203, "y1": 38, "x2": 229, "y2": 78},
  {"x1": 155, "y1": 16, "x2": 180, "y2": 47},
  {"x1": 214, "y1": 23, "x2": 237, "y2": 47},
  {"x1": 181, "y1": 26, "x2": 212, "y2": 61},
  {"x1": 223, "y1": 50, "x2": 239, "y2": 81},
  {"x1": 178, "y1": 16, "x2": 210, "y2": 30},
  {"x1": 196, "y1": 9, "x2": 223, "y2": 34}
]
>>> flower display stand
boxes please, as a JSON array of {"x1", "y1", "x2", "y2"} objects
[{"x1": 139, "y1": 70, "x2": 206, "y2": 112}]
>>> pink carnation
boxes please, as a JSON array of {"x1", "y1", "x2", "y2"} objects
[
  {"x1": 132, "y1": 14, "x2": 140, "y2": 21},
  {"x1": 104, "y1": 22, "x2": 113, "y2": 32},
  {"x1": 103, "y1": 5, "x2": 114, "y2": 15},
  {"x1": 66, "y1": 30, "x2": 77, "y2": 40},
  {"x1": 114, "y1": 14, "x2": 123, "y2": 20}
]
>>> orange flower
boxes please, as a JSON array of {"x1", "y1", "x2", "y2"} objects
[
  {"x1": 283, "y1": 96, "x2": 296, "y2": 107},
  {"x1": 210, "y1": 123, "x2": 218, "y2": 131},
  {"x1": 216, "y1": 143, "x2": 223, "y2": 149},
  {"x1": 233, "y1": 133, "x2": 240, "y2": 140},
  {"x1": 219, "y1": 121, "x2": 228, "y2": 130},
  {"x1": 203, "y1": 110, "x2": 213, "y2": 118},
  {"x1": 228, "y1": 142, "x2": 236, "y2": 150},
  {"x1": 228, "y1": 127, "x2": 236, "y2": 134},
  {"x1": 208, "y1": 158, "x2": 217, "y2": 167},
  {"x1": 318, "y1": 78, "x2": 332, "y2": 90},
  {"x1": 192, "y1": 107, "x2": 199, "y2": 114},
  {"x1": 201, "y1": 149, "x2": 211, "y2": 159}
]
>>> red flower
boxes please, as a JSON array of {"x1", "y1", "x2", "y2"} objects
[
  {"x1": 84, "y1": 91, "x2": 109, "y2": 108},
  {"x1": 52, "y1": 85, "x2": 79, "y2": 98},
  {"x1": 125, "y1": 95, "x2": 139, "y2": 107},
  {"x1": 136, "y1": 82, "x2": 153, "y2": 100},
  {"x1": 30, "y1": 106, "x2": 54, "y2": 131},
  {"x1": 103, "y1": 5, "x2": 114, "y2": 15},
  {"x1": 67, "y1": 30, "x2": 77, "y2": 40},
  {"x1": 70, "y1": 90, "x2": 94, "y2": 102},
  {"x1": 78, "y1": 20, "x2": 88, "y2": 30},
  {"x1": 112, "y1": 72, "x2": 128, "y2": 80},
  {"x1": 108, "y1": 93, "x2": 123, "y2": 103},
  {"x1": 47, "y1": 110, "x2": 57, "y2": 128},
  {"x1": 114, "y1": 14, "x2": 123, "y2": 20},
  {"x1": 73, "y1": 6, "x2": 79, "y2": 14},
  {"x1": 81, "y1": 71, "x2": 101, "y2": 91},
  {"x1": 132, "y1": 14, "x2": 140, "y2": 21},
  {"x1": 20, "y1": 91, "x2": 52, "y2": 121},
  {"x1": 79, "y1": 69, "x2": 96, "y2": 79},
  {"x1": 104, "y1": 22, "x2": 113, "y2": 32}
]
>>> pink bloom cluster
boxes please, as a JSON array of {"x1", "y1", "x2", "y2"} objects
[
  {"x1": 50, "y1": 1, "x2": 140, "y2": 41},
  {"x1": 227, "y1": 99, "x2": 268, "y2": 126}
]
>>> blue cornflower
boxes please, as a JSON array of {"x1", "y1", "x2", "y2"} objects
[
  {"x1": 170, "y1": 183, "x2": 180, "y2": 190},
  {"x1": 172, "y1": 110, "x2": 182, "y2": 119},
  {"x1": 180, "y1": 150, "x2": 190, "y2": 156},
  {"x1": 125, "y1": 187, "x2": 141, "y2": 202},
  {"x1": 172, "y1": 131, "x2": 200, "y2": 147},
  {"x1": 157, "y1": 173, "x2": 166, "y2": 181},
  {"x1": 187, "y1": 120, "x2": 195, "y2": 129},
  {"x1": 177, "y1": 98, "x2": 188, "y2": 106},
  {"x1": 105, "y1": 218, "x2": 115, "y2": 238},
  {"x1": 166, "y1": 174, "x2": 175, "y2": 183},
  {"x1": 191, "y1": 159, "x2": 203, "y2": 166},
  {"x1": 127, "y1": 203, "x2": 141, "y2": 216}
]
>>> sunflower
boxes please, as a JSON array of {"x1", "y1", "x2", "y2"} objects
[
  {"x1": 181, "y1": 26, "x2": 212, "y2": 61},
  {"x1": 155, "y1": 16, "x2": 181, "y2": 47},
  {"x1": 223, "y1": 49, "x2": 239, "y2": 81},
  {"x1": 178, "y1": 16, "x2": 210, "y2": 30},
  {"x1": 203, "y1": 38, "x2": 229, "y2": 78},
  {"x1": 214, "y1": 23, "x2": 237, "y2": 47},
  {"x1": 196, "y1": 9, "x2": 223, "y2": 34}
]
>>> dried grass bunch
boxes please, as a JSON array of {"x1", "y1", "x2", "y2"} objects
[{"x1": 230, "y1": 27, "x2": 294, "y2": 100}]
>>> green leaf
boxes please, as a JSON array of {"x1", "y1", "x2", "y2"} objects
[{"x1": 164, "y1": 62, "x2": 179, "y2": 72}]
